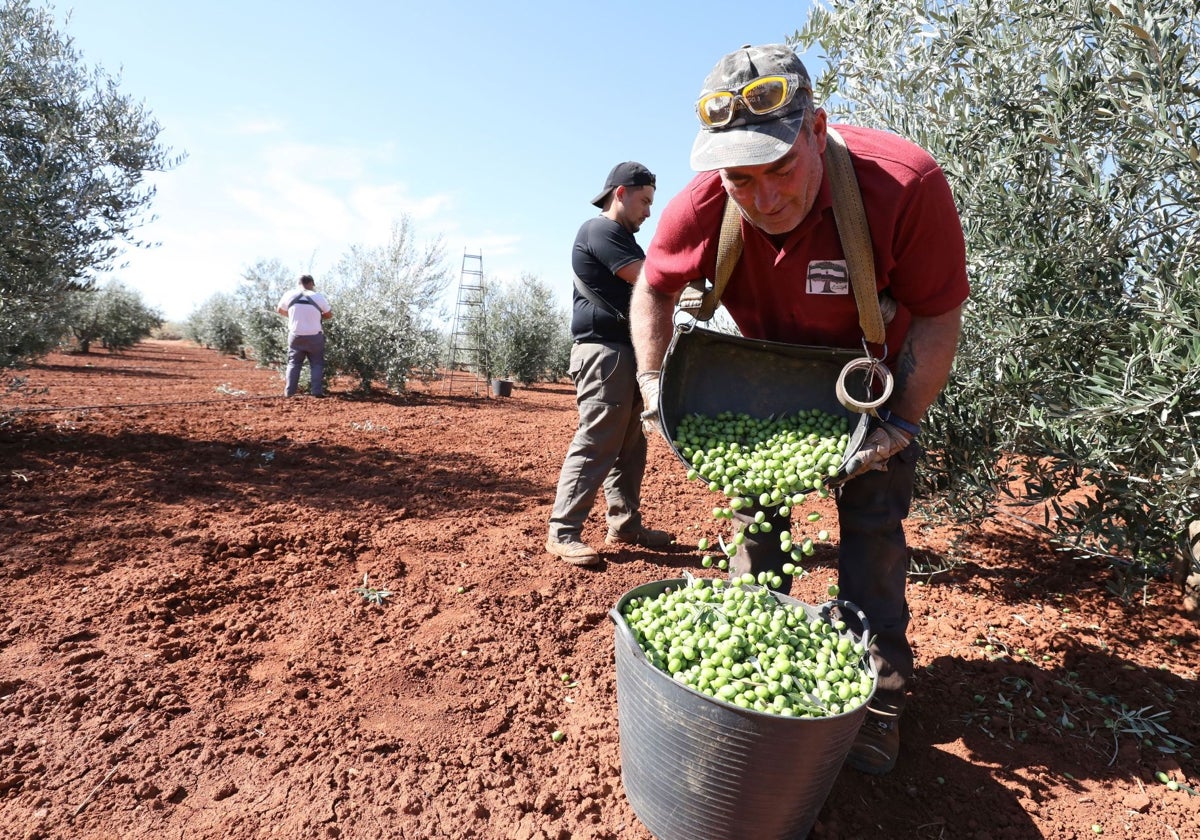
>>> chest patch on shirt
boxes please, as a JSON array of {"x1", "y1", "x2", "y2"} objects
[{"x1": 807, "y1": 260, "x2": 851, "y2": 295}]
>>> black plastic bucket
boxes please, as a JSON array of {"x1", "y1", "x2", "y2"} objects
[
  {"x1": 657, "y1": 324, "x2": 874, "y2": 479},
  {"x1": 490, "y1": 378, "x2": 513, "y2": 397},
  {"x1": 611, "y1": 579, "x2": 877, "y2": 840}
]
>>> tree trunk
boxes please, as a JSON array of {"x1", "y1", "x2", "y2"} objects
[{"x1": 1183, "y1": 521, "x2": 1200, "y2": 621}]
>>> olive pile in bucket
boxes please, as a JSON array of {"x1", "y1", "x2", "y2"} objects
[{"x1": 620, "y1": 576, "x2": 872, "y2": 718}]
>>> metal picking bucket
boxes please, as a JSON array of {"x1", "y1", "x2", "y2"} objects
[
  {"x1": 657, "y1": 324, "x2": 872, "y2": 475},
  {"x1": 611, "y1": 579, "x2": 877, "y2": 840}
]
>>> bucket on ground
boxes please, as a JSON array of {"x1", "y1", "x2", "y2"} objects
[
  {"x1": 490, "y1": 378, "x2": 513, "y2": 397},
  {"x1": 611, "y1": 578, "x2": 877, "y2": 840}
]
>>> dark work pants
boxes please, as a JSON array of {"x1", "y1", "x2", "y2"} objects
[
  {"x1": 285, "y1": 332, "x2": 326, "y2": 396},
  {"x1": 732, "y1": 440, "x2": 919, "y2": 713}
]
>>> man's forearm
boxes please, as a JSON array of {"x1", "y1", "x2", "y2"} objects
[
  {"x1": 630, "y1": 273, "x2": 678, "y2": 374},
  {"x1": 886, "y1": 305, "x2": 963, "y2": 424}
]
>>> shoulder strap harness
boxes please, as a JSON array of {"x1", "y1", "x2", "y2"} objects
[{"x1": 288, "y1": 293, "x2": 321, "y2": 309}]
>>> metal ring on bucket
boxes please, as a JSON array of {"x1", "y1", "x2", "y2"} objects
[{"x1": 835, "y1": 357, "x2": 893, "y2": 414}]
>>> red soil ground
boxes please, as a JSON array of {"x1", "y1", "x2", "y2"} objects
[{"x1": 1, "y1": 339, "x2": 1197, "y2": 840}]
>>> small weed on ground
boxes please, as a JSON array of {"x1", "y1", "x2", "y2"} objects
[{"x1": 353, "y1": 573, "x2": 392, "y2": 607}]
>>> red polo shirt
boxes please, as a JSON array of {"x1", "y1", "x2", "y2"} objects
[{"x1": 644, "y1": 124, "x2": 969, "y2": 361}]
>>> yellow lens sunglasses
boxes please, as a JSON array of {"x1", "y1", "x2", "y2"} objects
[{"x1": 696, "y1": 74, "x2": 806, "y2": 128}]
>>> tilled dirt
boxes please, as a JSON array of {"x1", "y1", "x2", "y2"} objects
[{"x1": 1, "y1": 339, "x2": 1197, "y2": 840}]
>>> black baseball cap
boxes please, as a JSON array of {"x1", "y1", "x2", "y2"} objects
[
  {"x1": 690, "y1": 44, "x2": 813, "y2": 171},
  {"x1": 591, "y1": 161, "x2": 656, "y2": 208}
]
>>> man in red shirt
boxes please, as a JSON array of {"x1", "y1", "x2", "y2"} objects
[{"x1": 631, "y1": 43, "x2": 968, "y2": 775}]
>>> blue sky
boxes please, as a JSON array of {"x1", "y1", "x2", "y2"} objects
[{"x1": 57, "y1": 1, "x2": 823, "y2": 321}]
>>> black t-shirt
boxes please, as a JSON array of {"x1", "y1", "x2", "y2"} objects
[{"x1": 570, "y1": 216, "x2": 644, "y2": 344}]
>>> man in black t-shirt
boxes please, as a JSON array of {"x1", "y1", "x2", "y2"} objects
[{"x1": 546, "y1": 162, "x2": 675, "y2": 566}]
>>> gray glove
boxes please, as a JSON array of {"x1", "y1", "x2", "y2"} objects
[
  {"x1": 827, "y1": 418, "x2": 914, "y2": 486},
  {"x1": 636, "y1": 371, "x2": 663, "y2": 439}
]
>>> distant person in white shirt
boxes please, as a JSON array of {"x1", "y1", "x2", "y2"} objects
[{"x1": 276, "y1": 274, "x2": 332, "y2": 397}]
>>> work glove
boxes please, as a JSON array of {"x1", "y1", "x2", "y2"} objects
[
  {"x1": 636, "y1": 371, "x2": 663, "y2": 439},
  {"x1": 826, "y1": 412, "x2": 916, "y2": 487}
]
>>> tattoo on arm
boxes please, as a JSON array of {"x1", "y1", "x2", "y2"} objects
[{"x1": 894, "y1": 339, "x2": 917, "y2": 393}]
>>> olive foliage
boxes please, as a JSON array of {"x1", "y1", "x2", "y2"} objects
[
  {"x1": 796, "y1": 0, "x2": 1199, "y2": 567},
  {"x1": 185, "y1": 293, "x2": 244, "y2": 356},
  {"x1": 322, "y1": 219, "x2": 451, "y2": 392},
  {"x1": 0, "y1": 0, "x2": 177, "y2": 367},
  {"x1": 235, "y1": 258, "x2": 294, "y2": 367},
  {"x1": 475, "y1": 274, "x2": 571, "y2": 386},
  {"x1": 66, "y1": 282, "x2": 163, "y2": 353}
]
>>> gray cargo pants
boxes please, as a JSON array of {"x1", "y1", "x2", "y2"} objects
[
  {"x1": 548, "y1": 340, "x2": 647, "y2": 542},
  {"x1": 285, "y1": 332, "x2": 326, "y2": 397}
]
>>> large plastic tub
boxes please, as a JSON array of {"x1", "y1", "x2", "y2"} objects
[{"x1": 611, "y1": 578, "x2": 877, "y2": 840}]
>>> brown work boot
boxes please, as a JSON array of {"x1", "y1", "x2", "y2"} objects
[
  {"x1": 605, "y1": 526, "x2": 674, "y2": 548},
  {"x1": 845, "y1": 710, "x2": 900, "y2": 775},
  {"x1": 545, "y1": 538, "x2": 600, "y2": 567}
]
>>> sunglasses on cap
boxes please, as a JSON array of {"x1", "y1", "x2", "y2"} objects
[{"x1": 696, "y1": 74, "x2": 807, "y2": 128}]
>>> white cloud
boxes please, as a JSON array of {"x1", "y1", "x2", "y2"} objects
[
  {"x1": 108, "y1": 132, "x2": 466, "y2": 320},
  {"x1": 230, "y1": 117, "x2": 287, "y2": 136}
]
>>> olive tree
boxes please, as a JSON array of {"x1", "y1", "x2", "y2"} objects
[
  {"x1": 476, "y1": 274, "x2": 570, "y2": 386},
  {"x1": 185, "y1": 292, "x2": 244, "y2": 356},
  {"x1": 544, "y1": 328, "x2": 573, "y2": 382},
  {"x1": 796, "y1": 0, "x2": 1199, "y2": 576},
  {"x1": 0, "y1": 0, "x2": 178, "y2": 368},
  {"x1": 67, "y1": 282, "x2": 162, "y2": 353},
  {"x1": 235, "y1": 258, "x2": 294, "y2": 367},
  {"x1": 323, "y1": 218, "x2": 451, "y2": 392}
]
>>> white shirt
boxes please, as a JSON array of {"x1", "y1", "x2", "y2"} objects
[{"x1": 277, "y1": 288, "x2": 331, "y2": 336}]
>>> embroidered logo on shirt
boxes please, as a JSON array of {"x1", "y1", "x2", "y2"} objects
[{"x1": 807, "y1": 260, "x2": 851, "y2": 295}]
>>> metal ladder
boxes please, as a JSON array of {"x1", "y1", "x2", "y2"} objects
[{"x1": 444, "y1": 250, "x2": 489, "y2": 396}]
